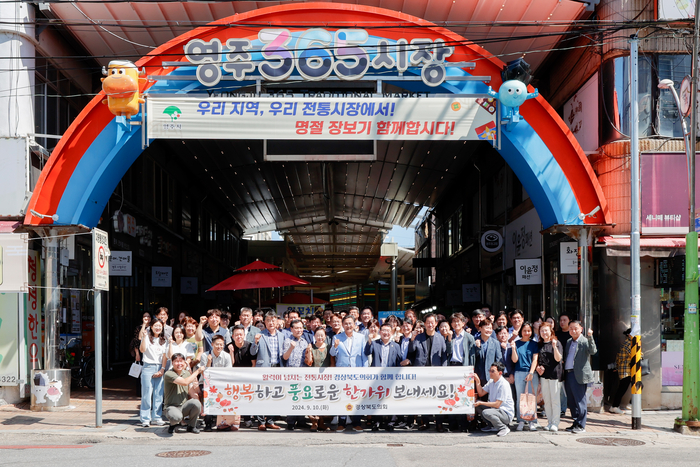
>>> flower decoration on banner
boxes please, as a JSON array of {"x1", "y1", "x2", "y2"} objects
[{"x1": 438, "y1": 373, "x2": 475, "y2": 413}]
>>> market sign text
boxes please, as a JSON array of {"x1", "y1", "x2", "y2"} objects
[{"x1": 184, "y1": 28, "x2": 454, "y2": 88}]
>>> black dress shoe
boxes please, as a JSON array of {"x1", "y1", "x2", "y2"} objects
[
  {"x1": 386, "y1": 425, "x2": 395, "y2": 432},
  {"x1": 187, "y1": 426, "x2": 201, "y2": 434},
  {"x1": 436, "y1": 425, "x2": 445, "y2": 433},
  {"x1": 371, "y1": 423, "x2": 380, "y2": 432},
  {"x1": 168, "y1": 425, "x2": 176, "y2": 434},
  {"x1": 417, "y1": 424, "x2": 429, "y2": 431}
]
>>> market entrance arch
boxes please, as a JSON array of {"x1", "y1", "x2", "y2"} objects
[{"x1": 25, "y1": 2, "x2": 609, "y2": 235}]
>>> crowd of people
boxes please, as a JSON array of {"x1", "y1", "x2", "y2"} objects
[{"x1": 131, "y1": 305, "x2": 598, "y2": 436}]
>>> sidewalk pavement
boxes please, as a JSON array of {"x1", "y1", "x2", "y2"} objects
[{"x1": 0, "y1": 377, "x2": 682, "y2": 439}]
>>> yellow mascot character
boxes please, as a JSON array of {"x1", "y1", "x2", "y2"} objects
[{"x1": 101, "y1": 60, "x2": 146, "y2": 118}]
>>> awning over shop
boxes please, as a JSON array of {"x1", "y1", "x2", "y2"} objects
[
  {"x1": 0, "y1": 221, "x2": 20, "y2": 233},
  {"x1": 597, "y1": 236, "x2": 689, "y2": 257}
]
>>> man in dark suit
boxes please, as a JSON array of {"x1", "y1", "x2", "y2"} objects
[
  {"x1": 366, "y1": 322, "x2": 402, "y2": 367},
  {"x1": 474, "y1": 319, "x2": 502, "y2": 384},
  {"x1": 238, "y1": 307, "x2": 261, "y2": 344},
  {"x1": 562, "y1": 320, "x2": 597, "y2": 434},
  {"x1": 365, "y1": 322, "x2": 402, "y2": 432},
  {"x1": 410, "y1": 313, "x2": 448, "y2": 367},
  {"x1": 410, "y1": 313, "x2": 447, "y2": 431}
]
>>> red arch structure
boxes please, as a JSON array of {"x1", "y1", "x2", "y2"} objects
[{"x1": 25, "y1": 3, "x2": 609, "y2": 229}]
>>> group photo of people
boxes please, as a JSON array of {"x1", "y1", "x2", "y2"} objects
[{"x1": 131, "y1": 304, "x2": 598, "y2": 437}]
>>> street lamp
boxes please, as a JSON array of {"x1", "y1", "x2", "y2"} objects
[
  {"x1": 658, "y1": 79, "x2": 692, "y2": 196},
  {"x1": 659, "y1": 78, "x2": 700, "y2": 424}
]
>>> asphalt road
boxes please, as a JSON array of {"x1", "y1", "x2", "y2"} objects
[{"x1": 0, "y1": 430, "x2": 695, "y2": 467}]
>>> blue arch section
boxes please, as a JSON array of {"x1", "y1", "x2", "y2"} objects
[
  {"x1": 57, "y1": 119, "x2": 144, "y2": 226},
  {"x1": 54, "y1": 35, "x2": 582, "y2": 229}
]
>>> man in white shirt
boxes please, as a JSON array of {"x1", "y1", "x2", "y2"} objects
[{"x1": 473, "y1": 361, "x2": 515, "y2": 437}]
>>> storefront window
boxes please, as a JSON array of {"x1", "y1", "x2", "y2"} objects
[
  {"x1": 601, "y1": 55, "x2": 652, "y2": 144},
  {"x1": 657, "y1": 54, "x2": 691, "y2": 138}
]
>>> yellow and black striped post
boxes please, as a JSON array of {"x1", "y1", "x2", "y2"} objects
[{"x1": 630, "y1": 334, "x2": 642, "y2": 429}]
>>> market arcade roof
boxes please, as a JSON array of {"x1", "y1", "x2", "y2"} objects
[{"x1": 33, "y1": 1, "x2": 595, "y2": 289}]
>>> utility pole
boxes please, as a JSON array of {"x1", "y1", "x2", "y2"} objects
[
  {"x1": 681, "y1": 0, "x2": 700, "y2": 423},
  {"x1": 629, "y1": 36, "x2": 642, "y2": 430}
]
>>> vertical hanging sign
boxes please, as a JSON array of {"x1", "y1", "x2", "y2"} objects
[{"x1": 92, "y1": 228, "x2": 110, "y2": 291}]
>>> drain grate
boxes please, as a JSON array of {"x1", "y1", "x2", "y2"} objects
[
  {"x1": 576, "y1": 437, "x2": 645, "y2": 447},
  {"x1": 156, "y1": 450, "x2": 212, "y2": 458}
]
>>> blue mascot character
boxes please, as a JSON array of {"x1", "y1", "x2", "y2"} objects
[{"x1": 487, "y1": 80, "x2": 539, "y2": 131}]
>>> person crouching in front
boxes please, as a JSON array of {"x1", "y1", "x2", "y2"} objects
[{"x1": 164, "y1": 353, "x2": 204, "y2": 434}]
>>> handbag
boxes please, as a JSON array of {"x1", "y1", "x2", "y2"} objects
[
  {"x1": 128, "y1": 361, "x2": 142, "y2": 378},
  {"x1": 640, "y1": 358, "x2": 651, "y2": 376},
  {"x1": 519, "y1": 380, "x2": 537, "y2": 421}
]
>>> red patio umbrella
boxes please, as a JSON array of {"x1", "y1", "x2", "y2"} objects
[{"x1": 207, "y1": 260, "x2": 310, "y2": 307}]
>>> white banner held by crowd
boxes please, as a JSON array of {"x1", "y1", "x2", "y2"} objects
[
  {"x1": 147, "y1": 97, "x2": 498, "y2": 142},
  {"x1": 202, "y1": 367, "x2": 475, "y2": 416}
]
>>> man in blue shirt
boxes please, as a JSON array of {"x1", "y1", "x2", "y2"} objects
[{"x1": 330, "y1": 315, "x2": 368, "y2": 432}]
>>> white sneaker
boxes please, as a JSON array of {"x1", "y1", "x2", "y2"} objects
[
  {"x1": 529, "y1": 422, "x2": 538, "y2": 431},
  {"x1": 550, "y1": 425, "x2": 558, "y2": 432},
  {"x1": 153, "y1": 419, "x2": 166, "y2": 426},
  {"x1": 140, "y1": 421, "x2": 150, "y2": 427},
  {"x1": 497, "y1": 426, "x2": 510, "y2": 437},
  {"x1": 610, "y1": 407, "x2": 625, "y2": 414},
  {"x1": 542, "y1": 425, "x2": 551, "y2": 431},
  {"x1": 516, "y1": 422, "x2": 524, "y2": 431}
]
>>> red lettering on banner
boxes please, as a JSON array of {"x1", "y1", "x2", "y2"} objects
[
  {"x1": 28, "y1": 254, "x2": 37, "y2": 282},
  {"x1": 28, "y1": 313, "x2": 38, "y2": 340},
  {"x1": 29, "y1": 343, "x2": 38, "y2": 364}
]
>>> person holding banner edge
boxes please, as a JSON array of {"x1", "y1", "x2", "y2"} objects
[{"x1": 474, "y1": 361, "x2": 514, "y2": 437}]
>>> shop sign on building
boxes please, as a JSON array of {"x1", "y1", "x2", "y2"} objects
[
  {"x1": 276, "y1": 304, "x2": 324, "y2": 317},
  {"x1": 560, "y1": 242, "x2": 579, "y2": 274},
  {"x1": 181, "y1": 277, "x2": 198, "y2": 294},
  {"x1": 109, "y1": 251, "x2": 132, "y2": 276},
  {"x1": 515, "y1": 258, "x2": 542, "y2": 285},
  {"x1": 92, "y1": 228, "x2": 110, "y2": 291},
  {"x1": 0, "y1": 232, "x2": 28, "y2": 292},
  {"x1": 658, "y1": 0, "x2": 694, "y2": 19},
  {"x1": 641, "y1": 152, "x2": 700, "y2": 234},
  {"x1": 563, "y1": 73, "x2": 598, "y2": 153},
  {"x1": 152, "y1": 266, "x2": 172, "y2": 287},
  {"x1": 480, "y1": 230, "x2": 503, "y2": 253},
  {"x1": 0, "y1": 293, "x2": 20, "y2": 386},
  {"x1": 462, "y1": 283, "x2": 481, "y2": 302},
  {"x1": 505, "y1": 209, "x2": 542, "y2": 270},
  {"x1": 25, "y1": 249, "x2": 42, "y2": 373}
]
